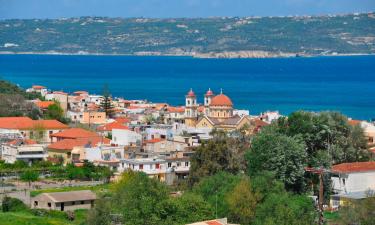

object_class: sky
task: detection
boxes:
[0,0,374,19]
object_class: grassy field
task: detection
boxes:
[30,183,110,197]
[0,209,87,225]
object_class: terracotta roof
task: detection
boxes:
[73,91,88,95]
[53,91,67,95]
[97,122,129,132]
[0,117,68,130]
[114,117,131,124]
[32,85,46,89]
[50,128,99,139]
[145,138,163,144]
[167,107,185,113]
[254,119,269,127]
[48,137,110,151]
[210,94,233,107]
[35,101,55,109]
[332,162,375,173]
[348,119,362,126]
[7,139,37,145]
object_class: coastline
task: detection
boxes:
[0,51,373,59]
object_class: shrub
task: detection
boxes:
[1,196,27,212]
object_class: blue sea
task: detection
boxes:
[0,54,374,120]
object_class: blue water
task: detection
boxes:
[0,54,374,120]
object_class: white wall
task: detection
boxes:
[112,129,142,146]
[332,171,375,194]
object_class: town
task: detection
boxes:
[0,82,374,225]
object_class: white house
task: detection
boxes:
[331,162,375,194]
[111,129,142,146]
[330,162,375,208]
[1,139,47,164]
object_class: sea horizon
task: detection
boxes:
[1,54,374,120]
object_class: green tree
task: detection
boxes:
[100,85,114,118]
[44,102,69,123]
[226,178,261,225]
[86,197,112,225]
[158,193,213,224]
[111,171,169,225]
[20,170,39,187]
[189,130,248,186]
[253,192,316,225]
[246,125,307,193]
[192,172,242,218]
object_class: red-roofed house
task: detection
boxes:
[50,128,100,142]
[331,162,375,194]
[97,121,129,136]
[187,218,235,225]
[331,161,375,209]
[48,136,110,164]
[26,85,48,96]
[0,117,69,143]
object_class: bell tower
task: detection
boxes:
[184,88,198,127]
[204,88,214,116]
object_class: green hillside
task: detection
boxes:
[0,13,374,56]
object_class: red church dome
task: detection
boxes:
[186,89,195,97]
[210,94,233,107]
[205,88,214,96]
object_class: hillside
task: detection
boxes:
[0,13,374,57]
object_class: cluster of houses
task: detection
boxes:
[1,86,273,185]
[1,85,374,211]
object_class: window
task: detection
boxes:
[185,162,189,167]
[177,162,181,167]
[72,201,75,205]
[168,162,172,168]
[81,201,84,204]
[34,201,38,206]
[48,202,51,207]
[139,164,143,170]
[156,163,160,169]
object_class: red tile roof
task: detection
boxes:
[32,85,46,89]
[35,101,55,109]
[48,137,110,151]
[145,138,163,144]
[0,117,68,130]
[167,107,185,113]
[332,162,375,173]
[50,128,99,139]
[7,139,37,145]
[114,117,131,124]
[206,221,224,225]
[348,119,361,126]
[97,122,129,132]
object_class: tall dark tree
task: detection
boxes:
[100,84,115,118]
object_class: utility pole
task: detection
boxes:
[305,167,330,225]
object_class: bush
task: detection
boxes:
[2,196,27,212]
[30,208,68,220]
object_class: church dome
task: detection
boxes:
[205,88,214,96]
[186,88,195,97]
[210,94,233,107]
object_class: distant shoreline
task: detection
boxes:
[0,51,374,59]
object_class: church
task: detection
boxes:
[184,88,254,131]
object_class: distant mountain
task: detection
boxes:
[0,13,374,58]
